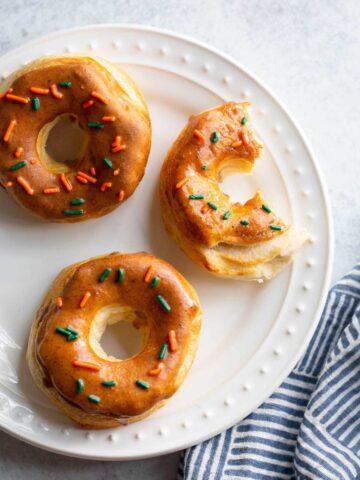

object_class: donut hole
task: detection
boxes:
[218,156,256,204]
[38,113,89,173]
[89,306,147,361]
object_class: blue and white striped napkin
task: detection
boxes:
[178,264,360,479]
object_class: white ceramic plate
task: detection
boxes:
[0,24,332,460]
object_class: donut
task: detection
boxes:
[27,252,201,428]
[0,56,151,222]
[160,102,309,281]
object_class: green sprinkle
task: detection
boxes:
[66,334,78,342]
[240,219,250,225]
[75,378,84,394]
[98,267,112,283]
[116,267,124,283]
[10,160,27,171]
[201,165,208,170]
[156,294,171,313]
[189,194,204,200]
[102,380,117,387]
[269,224,283,231]
[63,209,84,216]
[65,327,78,335]
[149,277,159,289]
[211,131,219,143]
[88,394,101,404]
[70,198,85,205]
[262,204,272,213]
[32,97,40,111]
[55,327,71,337]
[87,122,104,129]
[223,210,232,220]
[159,343,168,360]
[241,116,248,125]
[103,157,113,168]
[135,379,150,390]
[207,202,218,210]
[58,81,72,87]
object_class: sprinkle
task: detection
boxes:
[193,129,206,142]
[232,140,242,148]
[207,202,218,210]
[102,380,116,387]
[99,267,112,283]
[175,177,189,190]
[240,219,250,225]
[77,171,97,184]
[189,194,204,200]
[159,343,168,360]
[201,203,210,214]
[65,327,78,336]
[261,203,272,213]
[79,291,91,308]
[87,122,104,129]
[14,147,23,158]
[55,327,71,337]
[70,199,85,206]
[117,190,125,202]
[240,129,249,145]
[76,175,88,184]
[103,157,113,168]
[211,131,219,143]
[241,116,248,125]
[102,115,116,122]
[156,294,171,313]
[57,297,63,308]
[63,209,84,216]
[75,378,84,394]
[116,267,124,283]
[30,87,49,95]
[43,187,60,194]
[58,81,72,88]
[223,210,232,220]
[113,168,120,176]
[16,176,34,195]
[136,379,150,390]
[5,93,29,104]
[50,84,63,99]
[100,181,112,192]
[269,224,283,231]
[89,167,96,176]
[111,144,126,153]
[30,159,36,164]
[148,363,163,376]
[73,360,100,372]
[149,277,159,289]
[168,330,177,352]
[88,394,101,404]
[82,99,94,109]
[10,160,27,171]
[59,173,72,192]
[3,119,16,142]
[3,181,12,187]
[67,333,78,342]
[144,266,154,283]
[112,135,121,146]
[91,91,108,105]
[32,97,40,111]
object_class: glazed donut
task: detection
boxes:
[27,252,201,428]
[160,102,309,281]
[0,56,151,222]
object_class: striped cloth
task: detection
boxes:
[178,264,360,479]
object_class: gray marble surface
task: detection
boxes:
[0,1,359,478]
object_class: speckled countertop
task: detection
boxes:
[0,1,359,479]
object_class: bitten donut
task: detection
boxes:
[160,102,309,281]
[0,56,151,222]
[27,252,201,428]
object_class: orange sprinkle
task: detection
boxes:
[168,330,177,352]
[72,360,100,372]
[14,147,23,158]
[50,84,63,99]
[3,119,16,142]
[91,90,108,105]
[175,177,189,190]
[30,87,49,95]
[77,171,97,184]
[102,115,116,122]
[6,93,29,104]
[201,203,210,214]
[0,88,13,99]
[30,159,36,165]
[16,176,34,195]
[143,266,154,283]
[76,175,88,184]
[100,181,112,192]
[117,190,125,202]
[232,140,242,148]
[111,144,126,153]
[193,129,206,142]
[89,167,96,177]
[113,168,120,176]
[148,362,163,376]
[43,187,60,195]
[56,297,63,308]
[112,135,121,146]
[59,173,72,192]
[82,99,94,109]
[79,291,91,308]
[3,181,12,187]
[240,129,249,145]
